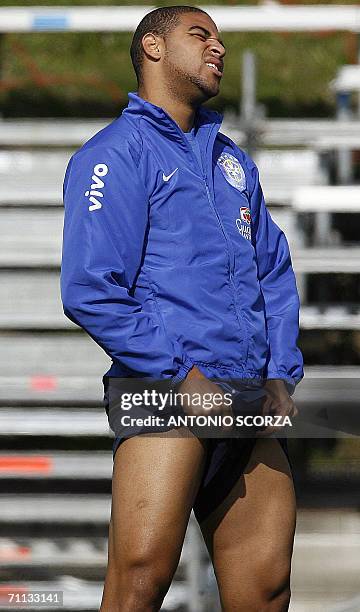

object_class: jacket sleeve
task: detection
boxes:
[249,161,304,394]
[60,143,193,384]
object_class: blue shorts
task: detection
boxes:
[103,376,291,524]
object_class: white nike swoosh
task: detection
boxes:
[162,168,178,182]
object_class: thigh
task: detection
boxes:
[199,438,296,609]
[109,429,208,575]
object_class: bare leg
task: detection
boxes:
[199,438,296,612]
[100,430,208,612]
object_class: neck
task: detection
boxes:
[137,84,197,132]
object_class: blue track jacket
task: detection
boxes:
[61,92,303,392]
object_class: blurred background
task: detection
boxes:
[0,1,359,611]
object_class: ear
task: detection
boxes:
[141,32,163,61]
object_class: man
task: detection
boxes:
[61,6,303,611]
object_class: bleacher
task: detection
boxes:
[253,149,328,205]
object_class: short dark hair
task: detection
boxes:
[130,5,207,84]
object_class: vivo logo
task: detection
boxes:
[85,163,109,211]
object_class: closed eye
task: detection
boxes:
[191,33,206,41]
[188,28,226,51]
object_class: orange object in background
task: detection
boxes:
[30,375,58,391]
[0,544,31,560]
[0,456,52,474]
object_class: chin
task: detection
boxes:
[187,73,220,102]
[193,82,219,102]
[201,83,220,100]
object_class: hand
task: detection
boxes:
[256,379,298,437]
[177,366,233,433]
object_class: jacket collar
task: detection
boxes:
[123,91,223,148]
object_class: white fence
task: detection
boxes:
[0,5,359,33]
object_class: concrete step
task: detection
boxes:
[0,208,63,267]
[0,150,71,205]
[2,271,360,330]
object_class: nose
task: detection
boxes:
[208,38,226,59]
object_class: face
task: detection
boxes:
[161,12,226,102]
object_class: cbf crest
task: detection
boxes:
[217,153,246,192]
[236,207,252,241]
